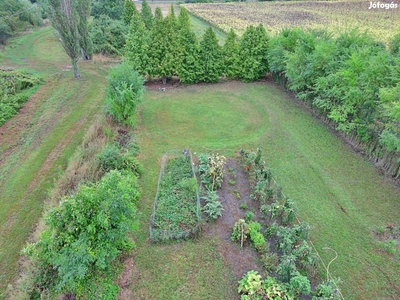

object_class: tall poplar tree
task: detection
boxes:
[199,27,223,83]
[76,0,93,60]
[48,0,81,78]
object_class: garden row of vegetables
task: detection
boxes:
[233,149,341,299]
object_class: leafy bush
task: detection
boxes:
[313,279,342,300]
[0,69,43,125]
[248,221,267,252]
[202,189,223,220]
[245,211,255,222]
[97,143,143,176]
[197,153,226,190]
[105,61,144,126]
[90,15,128,56]
[238,270,263,298]
[24,170,140,296]
[260,252,278,274]
[232,219,249,246]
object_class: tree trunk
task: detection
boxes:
[162,76,167,85]
[72,58,80,78]
[81,48,88,60]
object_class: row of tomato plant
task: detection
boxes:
[232,148,341,300]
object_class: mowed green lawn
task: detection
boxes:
[0,26,108,297]
[136,82,400,299]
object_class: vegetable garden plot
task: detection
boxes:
[150,150,201,242]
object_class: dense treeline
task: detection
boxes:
[125,6,268,84]
[0,0,43,44]
[123,4,400,179]
[268,28,400,178]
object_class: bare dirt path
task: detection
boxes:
[204,157,264,281]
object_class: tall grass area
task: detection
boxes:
[0,26,109,297]
[136,82,400,299]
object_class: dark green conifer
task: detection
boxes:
[199,27,223,83]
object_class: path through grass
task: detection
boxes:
[0,26,109,297]
[136,82,400,299]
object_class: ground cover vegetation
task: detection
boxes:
[0,0,43,45]
[182,2,400,42]
[150,151,200,242]
[0,69,43,125]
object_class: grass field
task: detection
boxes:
[0,26,109,297]
[135,82,400,299]
[183,1,400,42]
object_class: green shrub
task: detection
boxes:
[239,202,248,210]
[248,221,266,252]
[24,170,140,295]
[202,190,223,220]
[245,211,255,222]
[105,61,144,126]
[232,219,249,246]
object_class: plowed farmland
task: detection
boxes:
[183,1,400,41]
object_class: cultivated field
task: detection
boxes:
[183,1,400,42]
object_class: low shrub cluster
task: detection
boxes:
[150,151,201,242]
[234,149,341,300]
[0,69,43,125]
[24,170,141,298]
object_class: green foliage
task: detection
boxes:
[91,15,128,56]
[141,0,153,30]
[289,273,311,296]
[105,61,144,126]
[238,270,263,299]
[123,0,138,25]
[152,154,200,241]
[244,211,255,222]
[97,143,143,176]
[198,153,226,190]
[248,221,267,252]
[24,170,140,295]
[199,27,223,83]
[260,252,278,274]
[202,190,223,220]
[147,7,180,83]
[312,280,341,300]
[91,0,124,20]
[276,255,298,283]
[238,24,269,82]
[0,69,43,126]
[377,239,397,255]
[0,0,43,44]
[239,202,248,210]
[125,13,149,75]
[223,28,240,79]
[177,7,201,84]
[231,219,249,245]
[389,32,400,56]
[277,223,312,254]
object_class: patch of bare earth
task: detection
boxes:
[204,157,264,281]
[117,256,136,300]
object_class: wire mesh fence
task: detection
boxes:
[149,149,201,243]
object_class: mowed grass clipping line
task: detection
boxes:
[136,82,400,299]
[0,27,107,296]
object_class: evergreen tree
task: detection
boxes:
[123,0,138,26]
[238,24,269,82]
[48,0,81,78]
[125,13,149,76]
[199,27,223,83]
[223,28,240,80]
[91,0,124,20]
[148,7,179,84]
[177,7,201,84]
[141,0,153,30]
